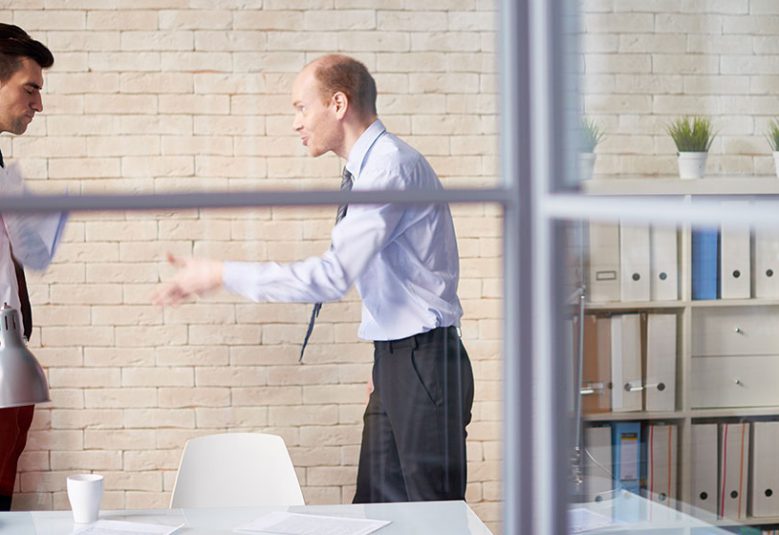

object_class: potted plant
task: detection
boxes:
[768,119,779,178]
[579,118,604,181]
[666,116,715,179]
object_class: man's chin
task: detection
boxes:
[10,122,29,135]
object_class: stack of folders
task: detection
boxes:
[578,313,676,414]
[583,422,678,519]
[588,222,678,303]
[691,222,779,300]
[691,421,779,522]
[589,221,779,302]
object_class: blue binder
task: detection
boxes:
[612,421,642,521]
[612,421,642,495]
[692,228,719,300]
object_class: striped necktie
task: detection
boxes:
[299,167,353,362]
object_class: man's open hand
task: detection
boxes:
[151,253,224,306]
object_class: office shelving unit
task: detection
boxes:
[580,176,779,530]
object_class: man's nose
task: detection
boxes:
[31,93,42,112]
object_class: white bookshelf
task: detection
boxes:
[580,176,779,530]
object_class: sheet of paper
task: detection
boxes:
[72,519,184,535]
[568,507,614,533]
[234,511,390,535]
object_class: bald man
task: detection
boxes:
[154,54,474,503]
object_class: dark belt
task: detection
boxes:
[374,325,458,352]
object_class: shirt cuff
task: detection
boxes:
[222,261,261,301]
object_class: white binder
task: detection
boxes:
[650,225,678,301]
[610,314,642,412]
[751,422,779,517]
[719,422,750,520]
[754,227,779,299]
[644,314,677,412]
[646,424,677,505]
[720,202,751,299]
[619,223,651,302]
[588,222,620,303]
[584,425,613,502]
[691,423,718,516]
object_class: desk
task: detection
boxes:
[0,500,493,534]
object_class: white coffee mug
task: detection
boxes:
[66,474,104,523]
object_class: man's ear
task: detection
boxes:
[332,91,348,119]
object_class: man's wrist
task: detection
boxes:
[213,261,224,288]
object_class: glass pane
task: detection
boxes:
[562,206,779,532]
[2,5,502,531]
[578,2,778,186]
[1,8,499,197]
[563,1,779,527]
[8,204,503,534]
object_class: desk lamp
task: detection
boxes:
[0,303,49,408]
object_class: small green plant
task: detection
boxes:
[767,119,779,152]
[580,118,604,152]
[667,116,715,153]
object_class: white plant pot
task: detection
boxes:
[774,152,779,178]
[579,152,596,181]
[677,152,708,180]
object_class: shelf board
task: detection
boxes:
[584,176,779,196]
[584,298,779,309]
[690,298,779,307]
[710,515,779,527]
[583,411,683,422]
[586,301,686,310]
[585,407,779,421]
[690,407,779,419]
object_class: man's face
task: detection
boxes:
[291,66,341,158]
[0,57,44,135]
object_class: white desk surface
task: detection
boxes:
[0,500,493,535]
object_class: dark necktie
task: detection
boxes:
[299,167,353,362]
[0,149,31,340]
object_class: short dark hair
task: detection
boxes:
[0,23,54,82]
[313,54,377,117]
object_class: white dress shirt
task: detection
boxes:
[223,119,463,341]
[0,164,22,313]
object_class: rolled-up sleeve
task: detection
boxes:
[222,192,405,304]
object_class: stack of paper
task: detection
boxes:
[234,512,391,535]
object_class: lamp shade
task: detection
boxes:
[0,303,49,408]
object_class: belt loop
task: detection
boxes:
[388,340,394,354]
[412,335,419,350]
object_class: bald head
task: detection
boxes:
[307,54,377,120]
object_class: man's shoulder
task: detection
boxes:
[369,131,431,172]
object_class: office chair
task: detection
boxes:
[170,432,305,508]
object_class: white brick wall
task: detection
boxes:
[583,0,779,178]
[0,2,501,531]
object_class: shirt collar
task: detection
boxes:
[345,119,386,181]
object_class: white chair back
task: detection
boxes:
[170,432,304,508]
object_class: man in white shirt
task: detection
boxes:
[0,23,53,511]
[153,54,474,503]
